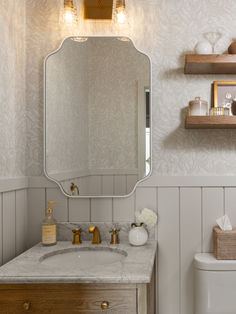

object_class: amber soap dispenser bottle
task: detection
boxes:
[42,201,57,246]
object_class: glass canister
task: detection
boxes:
[189,97,208,116]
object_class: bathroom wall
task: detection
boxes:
[25,0,236,177]
[0,179,28,266]
[27,176,236,314]
[24,1,236,314]
[0,0,28,266]
[0,0,27,177]
[1,1,236,314]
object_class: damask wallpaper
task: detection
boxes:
[8,0,236,177]
[0,0,26,177]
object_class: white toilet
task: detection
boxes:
[194,253,236,314]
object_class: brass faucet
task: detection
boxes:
[89,226,101,244]
[70,182,79,196]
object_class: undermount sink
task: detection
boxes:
[39,247,127,269]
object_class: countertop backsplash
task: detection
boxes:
[57,222,155,243]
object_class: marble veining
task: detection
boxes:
[0,240,157,284]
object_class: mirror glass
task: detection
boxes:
[45,37,151,197]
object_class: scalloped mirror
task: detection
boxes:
[44,36,151,197]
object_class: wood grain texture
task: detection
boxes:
[184,54,236,74]
[137,284,147,314]
[0,284,137,314]
[147,263,156,314]
[185,116,236,129]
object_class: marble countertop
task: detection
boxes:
[0,240,157,284]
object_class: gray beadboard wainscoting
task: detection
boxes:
[0,188,28,265]
[1,176,236,314]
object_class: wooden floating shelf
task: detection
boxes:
[184,54,236,74]
[185,115,236,129]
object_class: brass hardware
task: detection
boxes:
[110,228,120,244]
[72,228,82,244]
[89,226,101,244]
[84,0,113,20]
[70,182,79,196]
[101,300,109,310]
[116,0,125,9]
[63,0,79,24]
[23,302,31,311]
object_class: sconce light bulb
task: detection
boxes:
[116,7,126,24]
[61,0,78,25]
[64,10,73,23]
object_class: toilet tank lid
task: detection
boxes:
[194,253,236,271]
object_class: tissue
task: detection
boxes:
[216,215,232,231]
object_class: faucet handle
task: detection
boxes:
[109,228,120,234]
[72,228,82,233]
[72,228,82,244]
[110,228,120,245]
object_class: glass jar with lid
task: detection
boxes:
[188,97,208,116]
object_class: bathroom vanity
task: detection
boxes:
[0,240,157,314]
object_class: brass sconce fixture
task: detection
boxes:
[114,0,126,24]
[61,0,79,25]
[84,0,113,19]
[61,0,127,24]
[83,0,126,22]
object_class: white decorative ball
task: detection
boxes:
[195,41,212,54]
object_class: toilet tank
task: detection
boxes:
[194,253,236,314]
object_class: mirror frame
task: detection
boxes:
[43,36,152,198]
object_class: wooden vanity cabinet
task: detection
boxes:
[0,269,155,314]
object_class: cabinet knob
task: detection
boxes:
[101,300,109,309]
[23,301,31,311]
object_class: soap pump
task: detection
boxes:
[42,201,57,246]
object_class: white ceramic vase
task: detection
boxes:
[128,226,148,246]
[195,41,212,54]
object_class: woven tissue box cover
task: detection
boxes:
[213,226,236,260]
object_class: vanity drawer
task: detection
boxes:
[0,284,137,314]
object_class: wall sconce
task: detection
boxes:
[60,0,127,24]
[83,0,126,23]
[61,0,79,25]
[115,0,126,24]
